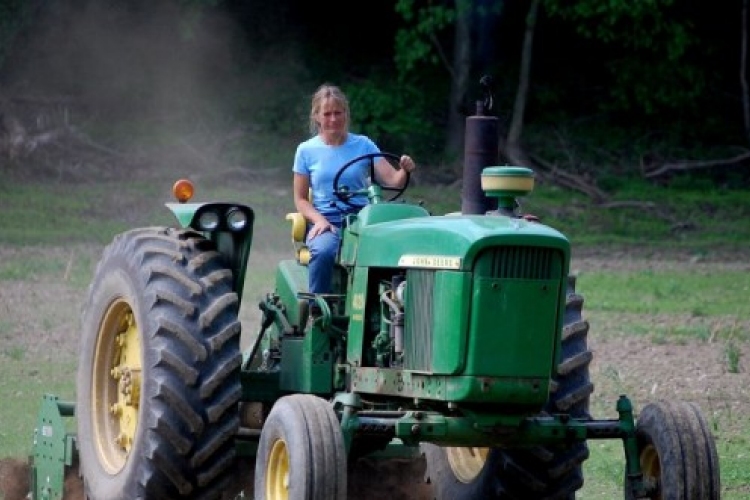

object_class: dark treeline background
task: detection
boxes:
[1,0,748,192]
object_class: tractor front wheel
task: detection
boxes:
[626,400,720,499]
[76,227,242,499]
[255,394,347,500]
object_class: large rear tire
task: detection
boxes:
[423,276,593,499]
[76,227,242,499]
[255,394,347,500]
[625,400,720,500]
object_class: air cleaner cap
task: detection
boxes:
[481,166,535,197]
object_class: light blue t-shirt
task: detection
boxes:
[293,133,380,225]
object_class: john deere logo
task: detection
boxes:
[398,254,461,269]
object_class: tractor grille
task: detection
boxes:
[402,246,562,372]
[481,246,559,280]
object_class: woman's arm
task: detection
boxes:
[374,155,415,188]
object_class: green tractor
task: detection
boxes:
[29,84,720,500]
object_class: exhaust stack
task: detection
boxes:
[461,76,499,215]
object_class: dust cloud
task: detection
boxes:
[4,1,244,120]
[0,1,312,178]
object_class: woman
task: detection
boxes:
[292,83,416,294]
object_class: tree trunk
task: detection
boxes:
[741,0,750,145]
[448,1,473,176]
[505,0,540,167]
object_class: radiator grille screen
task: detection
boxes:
[480,246,559,280]
[403,269,434,371]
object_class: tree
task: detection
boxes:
[742,0,750,144]
[395,0,506,175]
[542,0,705,116]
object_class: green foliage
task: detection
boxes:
[544,0,679,46]
[394,0,456,74]
[0,0,35,69]
[346,78,442,160]
[605,58,705,115]
[724,341,742,374]
[542,0,705,115]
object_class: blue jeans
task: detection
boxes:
[306,226,341,294]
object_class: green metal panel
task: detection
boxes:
[339,227,357,266]
[165,202,203,227]
[431,271,471,373]
[350,368,548,406]
[345,266,370,366]
[356,203,430,226]
[353,215,569,269]
[390,410,594,448]
[30,394,75,500]
[275,259,309,328]
[340,204,429,266]
[465,278,558,379]
[280,331,334,394]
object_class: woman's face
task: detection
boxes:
[317,98,347,139]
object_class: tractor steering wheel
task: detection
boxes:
[332,152,411,209]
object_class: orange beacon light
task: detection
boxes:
[172,179,195,203]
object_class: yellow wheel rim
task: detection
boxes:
[446,447,490,483]
[266,438,290,499]
[640,443,662,498]
[91,299,142,474]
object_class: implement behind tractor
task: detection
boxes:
[29,80,720,500]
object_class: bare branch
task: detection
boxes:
[742,0,750,143]
[67,127,125,156]
[429,32,456,82]
[529,151,610,202]
[643,149,750,178]
[507,0,540,145]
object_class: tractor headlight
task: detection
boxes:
[226,207,248,231]
[198,210,221,231]
[192,203,254,233]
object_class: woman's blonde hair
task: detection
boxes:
[309,83,350,135]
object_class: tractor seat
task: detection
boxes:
[285,212,310,265]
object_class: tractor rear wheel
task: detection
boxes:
[625,400,720,500]
[423,275,593,499]
[255,394,347,500]
[76,227,242,499]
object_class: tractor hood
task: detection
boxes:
[342,212,570,270]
